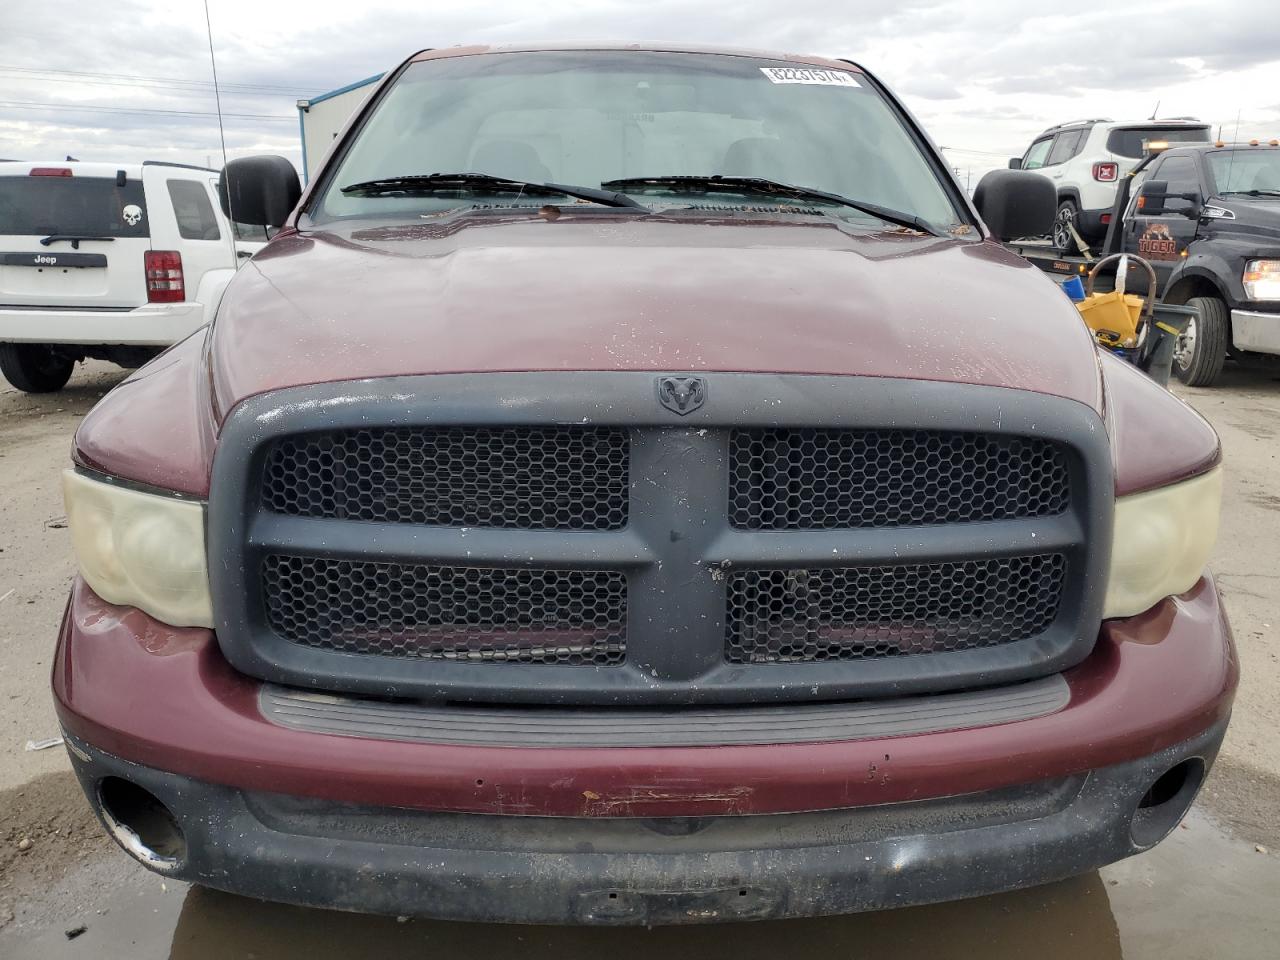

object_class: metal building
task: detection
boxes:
[296,75,383,182]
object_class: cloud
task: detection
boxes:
[3,0,1280,173]
[895,77,964,101]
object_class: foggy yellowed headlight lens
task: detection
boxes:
[63,470,213,628]
[1104,467,1221,619]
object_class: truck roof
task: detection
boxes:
[408,42,865,73]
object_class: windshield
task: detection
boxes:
[0,175,148,237]
[313,51,965,231]
[1207,150,1280,194]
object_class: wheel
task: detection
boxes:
[1173,297,1229,387]
[1051,199,1079,253]
[0,343,75,393]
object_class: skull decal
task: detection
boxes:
[122,204,143,227]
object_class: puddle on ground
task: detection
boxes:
[3,809,1277,959]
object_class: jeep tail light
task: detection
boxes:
[1101,214,1112,225]
[144,250,185,303]
[1093,162,1119,182]
[30,167,73,177]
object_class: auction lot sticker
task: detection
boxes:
[760,67,860,87]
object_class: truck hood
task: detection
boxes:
[1209,196,1280,243]
[208,215,1103,421]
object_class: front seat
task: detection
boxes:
[470,140,553,183]
[720,137,790,179]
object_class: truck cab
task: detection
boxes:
[1114,142,1280,384]
[0,160,265,392]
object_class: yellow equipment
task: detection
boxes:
[1075,254,1156,349]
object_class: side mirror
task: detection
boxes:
[1136,180,1169,214]
[1007,157,1023,170]
[973,170,1056,241]
[218,156,301,227]
[1136,180,1200,218]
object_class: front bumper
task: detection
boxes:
[53,574,1236,923]
[0,301,205,346]
[1231,308,1280,355]
[64,718,1226,924]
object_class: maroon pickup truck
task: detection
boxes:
[54,44,1233,925]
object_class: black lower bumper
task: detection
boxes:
[64,719,1225,925]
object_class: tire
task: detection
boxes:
[1051,199,1079,253]
[1173,297,1229,387]
[0,343,75,393]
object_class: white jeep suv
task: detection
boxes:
[1012,119,1211,252]
[0,160,268,392]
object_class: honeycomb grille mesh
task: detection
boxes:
[725,555,1066,664]
[262,426,629,530]
[730,429,1070,529]
[262,556,627,665]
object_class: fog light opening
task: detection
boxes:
[1130,758,1205,848]
[97,777,186,870]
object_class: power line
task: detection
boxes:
[0,70,307,98]
[0,63,313,95]
[939,146,1015,158]
[0,100,293,122]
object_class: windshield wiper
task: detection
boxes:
[1220,189,1280,198]
[340,172,647,210]
[600,175,943,236]
[39,234,115,248]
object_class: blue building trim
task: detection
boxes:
[304,74,384,108]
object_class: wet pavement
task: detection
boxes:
[3,808,1276,959]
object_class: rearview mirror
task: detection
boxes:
[218,156,301,227]
[1007,157,1023,170]
[973,170,1056,241]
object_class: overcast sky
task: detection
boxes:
[4,0,1280,185]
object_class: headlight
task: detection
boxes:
[1104,467,1221,619]
[1243,259,1280,300]
[63,470,213,627]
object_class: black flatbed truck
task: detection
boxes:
[1007,141,1280,385]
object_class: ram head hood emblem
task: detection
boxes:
[656,375,707,415]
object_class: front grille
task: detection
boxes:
[730,428,1070,529]
[724,555,1067,664]
[263,426,629,530]
[262,556,627,665]
[212,373,1110,705]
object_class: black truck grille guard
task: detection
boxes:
[208,373,1113,707]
